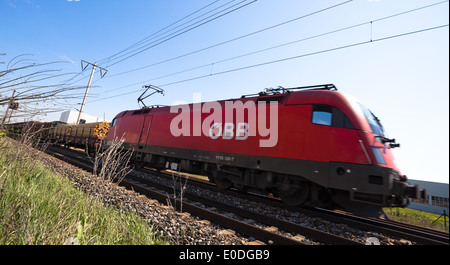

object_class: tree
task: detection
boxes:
[0,54,87,125]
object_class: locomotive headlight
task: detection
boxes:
[371,147,386,165]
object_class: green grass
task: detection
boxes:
[0,137,166,245]
[384,207,449,232]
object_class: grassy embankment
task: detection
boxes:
[0,136,165,245]
[384,207,449,232]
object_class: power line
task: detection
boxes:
[135,21,373,83]
[87,23,448,104]
[158,25,449,87]
[105,0,256,67]
[97,0,222,66]
[53,1,237,98]
[105,0,258,68]
[88,0,357,94]
[106,0,448,80]
[106,0,354,78]
[95,0,448,97]
[135,0,450,84]
[101,0,236,66]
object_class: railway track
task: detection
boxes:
[310,208,449,245]
[130,170,362,245]
[46,145,361,245]
[147,166,449,245]
[214,183,449,245]
[46,145,448,245]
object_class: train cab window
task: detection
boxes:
[312,106,332,126]
[312,105,354,129]
[111,118,117,127]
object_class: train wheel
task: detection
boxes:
[280,181,310,206]
[211,170,233,190]
[134,161,145,169]
[215,178,233,190]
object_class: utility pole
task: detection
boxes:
[1,89,16,127]
[76,60,108,125]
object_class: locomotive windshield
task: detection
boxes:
[359,103,385,137]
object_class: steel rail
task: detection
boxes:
[46,145,447,245]
[45,146,362,245]
[308,207,449,245]
[127,171,362,245]
[45,147,302,245]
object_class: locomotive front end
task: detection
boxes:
[355,101,427,207]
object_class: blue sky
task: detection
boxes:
[1,0,448,183]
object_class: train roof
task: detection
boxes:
[111,84,372,133]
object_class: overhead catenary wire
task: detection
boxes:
[131,0,450,84]
[106,0,354,79]
[106,0,448,80]
[88,0,356,93]
[125,21,375,84]
[51,0,248,94]
[87,0,449,102]
[160,24,449,86]
[97,0,223,67]
[100,0,238,67]
[68,0,354,94]
[87,23,449,104]
[104,0,258,68]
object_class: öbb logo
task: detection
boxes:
[209,122,249,140]
[169,93,279,148]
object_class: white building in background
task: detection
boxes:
[59,110,110,124]
[408,179,449,215]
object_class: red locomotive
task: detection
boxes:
[104,84,426,216]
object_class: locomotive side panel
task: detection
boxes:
[104,88,425,210]
[145,100,282,158]
[110,113,143,145]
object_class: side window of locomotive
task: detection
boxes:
[312,105,354,129]
[312,105,332,126]
[111,118,117,127]
[332,107,354,129]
